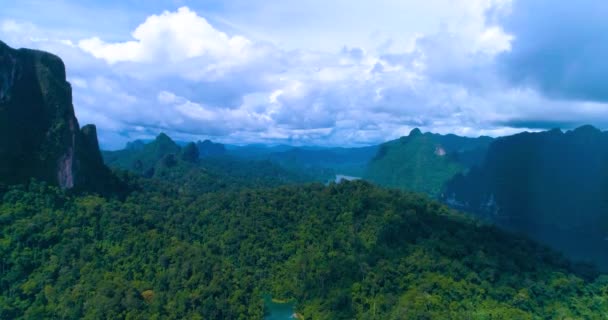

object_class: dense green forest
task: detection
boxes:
[2,179,608,319]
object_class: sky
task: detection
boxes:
[1,0,607,149]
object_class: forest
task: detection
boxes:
[2,174,608,319]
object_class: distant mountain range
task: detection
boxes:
[102,133,312,193]
[107,125,608,268]
[119,128,490,193]
[230,145,379,181]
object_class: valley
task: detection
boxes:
[1,27,608,319]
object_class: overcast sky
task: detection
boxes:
[1,0,607,149]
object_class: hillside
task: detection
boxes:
[1,180,607,319]
[444,126,608,269]
[365,128,492,195]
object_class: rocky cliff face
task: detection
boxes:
[0,40,111,190]
[443,126,608,269]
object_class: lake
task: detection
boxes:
[264,295,296,320]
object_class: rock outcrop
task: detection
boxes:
[0,40,113,190]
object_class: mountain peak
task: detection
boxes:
[409,128,423,137]
[156,132,173,141]
[572,124,601,135]
[196,139,226,157]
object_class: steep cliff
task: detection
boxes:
[0,40,113,190]
[444,126,608,269]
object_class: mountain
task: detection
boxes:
[264,146,379,180]
[103,134,312,192]
[365,128,493,195]
[103,133,181,177]
[125,140,146,151]
[0,41,115,191]
[444,126,608,269]
[196,139,226,157]
[226,144,378,181]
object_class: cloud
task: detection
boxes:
[3,2,608,149]
[78,7,253,65]
[499,0,608,102]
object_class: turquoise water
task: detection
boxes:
[264,296,295,320]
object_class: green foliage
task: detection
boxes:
[365,129,491,196]
[1,180,606,319]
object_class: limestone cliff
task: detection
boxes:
[0,40,112,190]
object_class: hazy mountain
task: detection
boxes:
[365,128,493,195]
[444,126,608,269]
[196,139,227,157]
[262,146,378,180]
[226,144,301,158]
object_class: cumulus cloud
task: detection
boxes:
[78,7,253,65]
